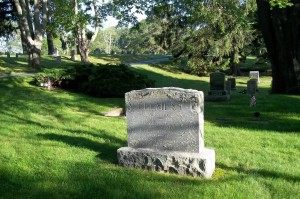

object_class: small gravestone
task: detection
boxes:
[70,50,76,61]
[247,79,258,95]
[53,48,59,57]
[117,87,215,178]
[228,77,237,90]
[6,52,10,58]
[225,80,231,95]
[249,71,259,83]
[94,48,101,55]
[16,53,19,58]
[56,56,61,63]
[206,72,230,101]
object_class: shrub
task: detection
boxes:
[36,63,155,98]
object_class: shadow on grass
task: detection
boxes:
[38,133,125,164]
[217,163,300,183]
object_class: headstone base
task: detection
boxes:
[117,147,215,178]
[206,90,230,101]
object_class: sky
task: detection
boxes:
[102,12,146,29]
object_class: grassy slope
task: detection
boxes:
[0,56,300,199]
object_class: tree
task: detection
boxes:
[13,0,48,68]
[256,0,300,94]
[143,0,256,76]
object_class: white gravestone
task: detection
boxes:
[249,71,260,83]
[117,87,215,178]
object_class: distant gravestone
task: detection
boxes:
[94,48,101,55]
[249,71,259,83]
[247,79,258,95]
[70,50,76,61]
[228,77,237,90]
[6,52,10,58]
[16,53,19,58]
[53,48,59,57]
[225,80,231,95]
[117,87,215,178]
[56,56,61,63]
[206,72,230,101]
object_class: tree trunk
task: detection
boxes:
[256,0,300,94]
[47,31,55,55]
[20,29,28,54]
[29,48,41,67]
[14,0,48,68]
[229,51,241,76]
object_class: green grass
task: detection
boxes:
[238,56,271,74]
[0,55,300,198]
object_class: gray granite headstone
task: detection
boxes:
[53,48,59,57]
[94,48,101,55]
[70,50,76,61]
[117,87,215,178]
[247,79,258,95]
[225,80,231,95]
[228,78,237,90]
[206,72,230,101]
[210,72,226,90]
[126,88,204,153]
[56,56,61,63]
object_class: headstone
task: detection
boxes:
[247,79,258,95]
[94,48,101,55]
[53,48,59,57]
[117,87,215,178]
[70,50,76,61]
[228,77,237,90]
[6,52,10,58]
[225,80,231,95]
[56,56,61,63]
[210,72,226,90]
[206,72,230,101]
[16,53,19,58]
[249,71,259,83]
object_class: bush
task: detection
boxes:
[36,63,155,97]
[35,68,73,87]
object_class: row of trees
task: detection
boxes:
[0,0,299,94]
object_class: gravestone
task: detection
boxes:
[117,87,215,178]
[53,48,59,57]
[247,79,258,95]
[70,50,76,61]
[94,48,101,55]
[6,52,10,58]
[225,80,231,95]
[206,72,230,101]
[249,71,259,83]
[56,56,61,63]
[16,53,19,58]
[228,77,237,90]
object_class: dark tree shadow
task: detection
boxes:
[217,163,300,183]
[38,133,126,164]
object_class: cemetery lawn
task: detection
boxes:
[0,56,300,198]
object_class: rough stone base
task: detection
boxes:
[117,147,215,178]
